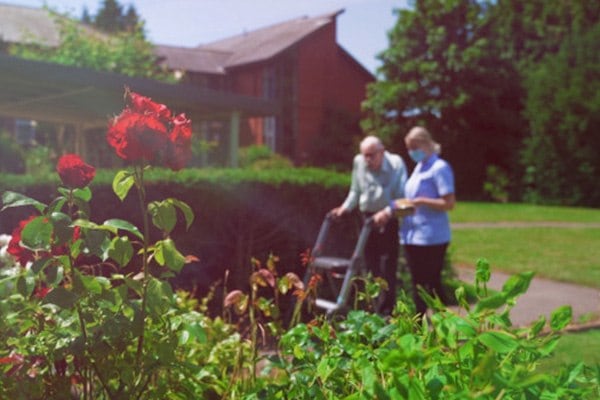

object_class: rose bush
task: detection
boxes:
[0,90,246,399]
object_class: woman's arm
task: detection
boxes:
[412,193,455,211]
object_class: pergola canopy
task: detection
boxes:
[0,53,278,129]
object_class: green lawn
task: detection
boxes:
[539,329,600,372]
[449,202,600,288]
[451,201,600,223]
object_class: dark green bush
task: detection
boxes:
[1,167,349,308]
[0,132,25,174]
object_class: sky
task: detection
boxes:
[3,0,408,74]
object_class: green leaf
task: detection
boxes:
[1,191,46,212]
[502,271,535,299]
[21,216,53,250]
[471,349,495,380]
[148,198,195,233]
[316,357,336,383]
[550,305,572,331]
[293,344,305,359]
[361,362,377,394]
[146,277,173,317]
[16,275,35,298]
[103,219,143,240]
[72,187,92,202]
[73,269,103,295]
[72,197,91,219]
[73,219,115,235]
[31,258,53,274]
[108,236,133,267]
[84,229,111,260]
[49,212,73,246]
[538,335,561,356]
[478,331,519,353]
[154,238,185,272]
[45,263,64,286]
[43,287,78,309]
[454,285,470,311]
[148,200,177,233]
[180,323,207,345]
[475,293,507,313]
[475,258,491,284]
[121,276,143,296]
[47,197,67,215]
[529,315,546,337]
[169,198,195,230]
[112,170,135,201]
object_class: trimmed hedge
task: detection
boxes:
[0,168,352,299]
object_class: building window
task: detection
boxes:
[262,66,278,152]
[15,119,37,145]
[264,117,276,151]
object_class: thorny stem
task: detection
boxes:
[249,284,258,383]
[67,188,94,400]
[134,165,151,373]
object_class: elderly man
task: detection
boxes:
[332,136,407,315]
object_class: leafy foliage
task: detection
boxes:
[238,145,293,170]
[252,260,598,399]
[0,133,25,174]
[9,11,171,81]
[521,23,600,206]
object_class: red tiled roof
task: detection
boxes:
[155,10,344,74]
[199,9,344,68]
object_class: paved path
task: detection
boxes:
[450,221,600,328]
[455,266,600,328]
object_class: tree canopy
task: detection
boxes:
[9,5,170,81]
[87,0,141,34]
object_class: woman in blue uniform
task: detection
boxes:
[400,126,455,316]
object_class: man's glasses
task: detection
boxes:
[362,150,381,159]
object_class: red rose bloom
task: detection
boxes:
[107,90,193,170]
[165,113,193,171]
[56,154,96,189]
[7,217,81,267]
[128,92,171,121]
[7,216,38,267]
[107,110,169,162]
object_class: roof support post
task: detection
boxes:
[74,124,87,161]
[199,120,208,167]
[229,111,240,168]
[56,124,65,154]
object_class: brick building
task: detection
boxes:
[155,9,374,165]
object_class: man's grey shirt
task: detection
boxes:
[342,151,407,213]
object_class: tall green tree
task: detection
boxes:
[362,0,525,198]
[93,0,140,33]
[489,0,600,206]
[521,23,600,206]
[122,5,141,32]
